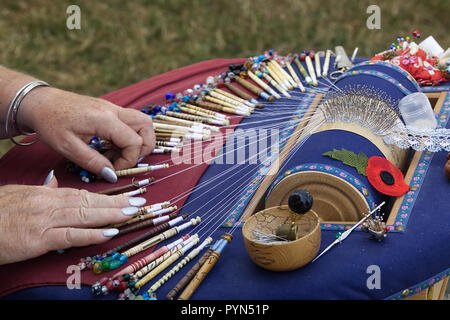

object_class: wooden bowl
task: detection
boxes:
[242,205,321,271]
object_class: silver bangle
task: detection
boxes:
[5,80,49,146]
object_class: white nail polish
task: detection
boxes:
[43,170,54,185]
[103,228,119,237]
[100,167,118,183]
[121,206,139,216]
[128,197,146,207]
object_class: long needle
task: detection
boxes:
[311,201,386,263]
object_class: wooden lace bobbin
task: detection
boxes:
[266,62,292,90]
[153,122,203,134]
[154,131,205,143]
[305,55,318,86]
[260,71,291,99]
[122,187,147,197]
[154,137,184,146]
[264,64,287,88]
[151,148,177,155]
[155,115,204,130]
[122,217,201,258]
[165,248,213,300]
[148,237,212,294]
[134,235,204,289]
[176,107,228,127]
[247,70,281,100]
[138,201,171,215]
[155,132,185,139]
[284,59,305,92]
[242,205,321,271]
[270,59,298,88]
[222,83,264,108]
[102,214,188,257]
[178,105,219,120]
[117,212,180,236]
[109,205,177,229]
[233,76,275,102]
[204,95,251,116]
[189,101,233,115]
[157,126,207,141]
[134,245,182,279]
[166,111,211,122]
[155,136,182,143]
[266,171,370,223]
[293,56,313,85]
[115,164,169,177]
[155,114,192,127]
[155,146,182,153]
[133,235,198,281]
[257,68,279,87]
[177,233,233,300]
[154,122,210,139]
[183,103,231,122]
[155,140,179,148]
[314,53,322,79]
[113,235,190,278]
[208,90,251,111]
[184,103,226,117]
[165,111,225,127]
[155,114,220,133]
[322,49,331,77]
[213,88,255,109]
[98,177,155,195]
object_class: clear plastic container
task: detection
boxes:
[398,92,437,129]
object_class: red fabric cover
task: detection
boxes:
[371,46,447,86]
[0,58,246,297]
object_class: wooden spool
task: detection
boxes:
[242,205,321,271]
[265,171,370,223]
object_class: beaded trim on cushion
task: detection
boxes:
[348,60,421,92]
[385,267,450,300]
[335,69,412,96]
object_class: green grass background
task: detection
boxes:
[1,0,449,157]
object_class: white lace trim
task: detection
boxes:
[384,123,450,152]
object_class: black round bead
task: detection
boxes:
[380,170,395,185]
[288,190,313,214]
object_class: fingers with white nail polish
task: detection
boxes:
[128,197,146,207]
[43,170,54,185]
[100,167,118,183]
[103,228,119,237]
[121,207,139,216]
[44,227,120,251]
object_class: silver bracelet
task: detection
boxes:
[4,80,49,146]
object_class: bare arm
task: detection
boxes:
[0,65,156,181]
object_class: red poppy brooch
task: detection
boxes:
[323,149,410,197]
[365,156,410,196]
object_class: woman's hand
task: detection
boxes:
[0,174,146,265]
[18,86,155,183]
